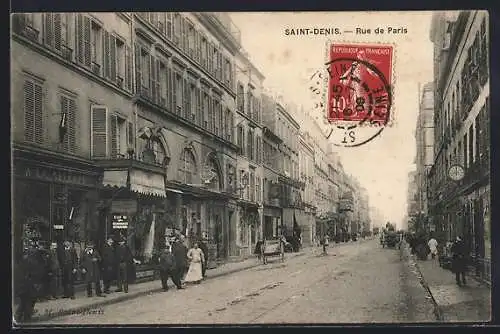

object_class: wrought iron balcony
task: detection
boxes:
[12,15,40,42]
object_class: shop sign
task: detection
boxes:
[21,166,96,186]
[112,214,129,230]
[136,270,155,279]
[53,225,64,230]
[111,200,137,213]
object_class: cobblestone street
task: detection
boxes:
[35,239,436,325]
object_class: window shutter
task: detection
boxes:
[134,44,142,91]
[83,16,91,67]
[76,14,84,64]
[208,43,213,74]
[166,13,172,40]
[103,31,110,78]
[196,87,202,126]
[44,13,54,47]
[166,65,172,112]
[125,46,132,91]
[218,53,223,81]
[149,54,156,100]
[54,14,62,51]
[91,105,108,158]
[156,59,162,105]
[23,80,35,143]
[181,18,188,51]
[110,35,117,81]
[183,78,189,119]
[127,121,134,147]
[247,91,252,116]
[194,30,200,62]
[110,114,118,157]
[68,97,77,153]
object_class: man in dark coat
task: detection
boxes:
[115,239,133,293]
[451,236,468,286]
[59,240,78,299]
[101,237,115,294]
[14,240,45,322]
[158,246,183,291]
[198,239,209,278]
[48,242,61,299]
[80,241,105,297]
[171,237,188,283]
[36,241,52,300]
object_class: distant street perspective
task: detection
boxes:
[11,10,490,326]
[36,239,439,324]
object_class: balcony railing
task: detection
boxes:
[207,13,242,46]
[12,15,40,42]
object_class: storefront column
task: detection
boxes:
[175,193,182,232]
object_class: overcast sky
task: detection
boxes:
[230,11,434,228]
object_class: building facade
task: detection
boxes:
[428,11,490,282]
[233,49,265,258]
[11,12,251,275]
[298,131,316,246]
[414,82,435,219]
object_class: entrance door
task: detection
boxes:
[264,216,273,239]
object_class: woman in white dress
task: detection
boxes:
[184,242,205,284]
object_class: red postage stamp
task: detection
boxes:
[326,44,393,125]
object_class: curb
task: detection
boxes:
[28,251,306,323]
[400,242,443,321]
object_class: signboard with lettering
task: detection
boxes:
[53,225,64,230]
[112,214,129,230]
[19,165,97,186]
[111,200,138,214]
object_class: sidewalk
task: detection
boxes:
[415,257,491,322]
[23,249,309,323]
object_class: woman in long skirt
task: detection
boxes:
[184,242,205,284]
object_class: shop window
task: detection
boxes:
[179,148,196,184]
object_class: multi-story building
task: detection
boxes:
[414,82,435,220]
[407,170,419,224]
[12,12,248,276]
[233,49,265,257]
[261,94,304,240]
[429,11,490,282]
[298,125,316,246]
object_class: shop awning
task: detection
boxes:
[102,169,166,197]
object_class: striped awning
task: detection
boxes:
[102,169,166,197]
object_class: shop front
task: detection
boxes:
[98,163,170,282]
[263,206,282,239]
[13,148,100,262]
[237,200,261,257]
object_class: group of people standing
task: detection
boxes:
[158,236,208,291]
[14,236,134,322]
[407,233,469,287]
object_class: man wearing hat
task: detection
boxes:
[115,238,133,293]
[60,240,78,299]
[80,241,105,297]
[101,237,115,294]
[172,236,188,283]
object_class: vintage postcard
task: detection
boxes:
[11,11,491,326]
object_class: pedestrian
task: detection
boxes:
[115,238,133,293]
[36,241,52,301]
[322,235,329,255]
[80,241,105,297]
[198,238,209,278]
[428,236,438,260]
[47,242,61,299]
[172,236,189,282]
[184,242,205,284]
[60,240,78,299]
[158,246,183,291]
[101,237,115,294]
[451,236,468,286]
[14,239,45,323]
[255,239,263,261]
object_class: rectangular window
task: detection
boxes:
[115,37,125,87]
[247,129,254,160]
[187,23,195,58]
[201,35,208,68]
[110,114,126,158]
[190,84,196,122]
[175,73,183,114]
[237,83,244,112]
[225,109,233,142]
[237,125,244,155]
[250,172,255,202]
[203,92,209,129]
[23,78,44,144]
[159,61,167,106]
[166,13,173,39]
[60,94,77,154]
[90,20,102,68]
[173,13,181,46]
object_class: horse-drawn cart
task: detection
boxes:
[260,237,285,264]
